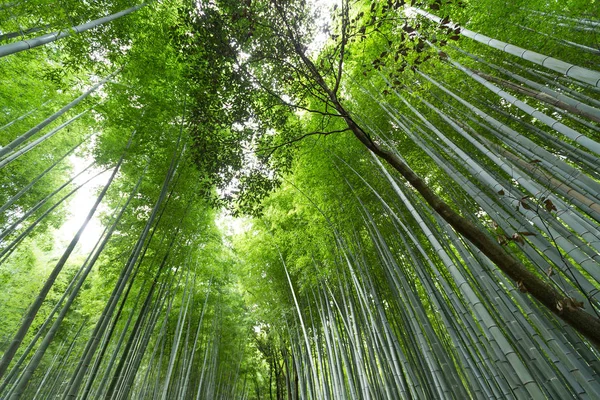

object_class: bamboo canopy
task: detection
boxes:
[0,0,599,398]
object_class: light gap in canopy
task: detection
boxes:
[54,153,111,255]
[215,210,251,247]
[308,0,338,54]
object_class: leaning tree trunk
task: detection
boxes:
[292,40,600,345]
[0,165,108,264]
[515,23,600,55]
[0,71,117,160]
[470,68,600,123]
[6,166,146,399]
[455,47,600,121]
[0,4,146,58]
[0,140,129,380]
[0,25,51,42]
[0,133,93,215]
[0,100,51,132]
[410,7,600,88]
[0,162,94,242]
[0,110,90,169]
[446,57,600,155]
[417,70,600,195]
[65,134,184,399]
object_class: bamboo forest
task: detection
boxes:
[2,0,600,398]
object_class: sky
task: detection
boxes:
[54,155,111,255]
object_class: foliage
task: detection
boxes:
[1,0,600,398]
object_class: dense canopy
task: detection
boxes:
[1,0,599,398]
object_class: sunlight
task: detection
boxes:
[216,210,251,238]
[308,0,338,53]
[54,155,111,255]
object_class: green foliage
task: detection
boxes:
[1,0,600,398]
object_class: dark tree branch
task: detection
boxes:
[260,128,350,159]
[243,65,341,117]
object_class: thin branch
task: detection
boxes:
[244,66,341,117]
[260,128,351,158]
[250,52,333,105]
[333,0,349,95]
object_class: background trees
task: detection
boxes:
[1,0,599,398]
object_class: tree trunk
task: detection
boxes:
[0,72,117,160]
[0,100,50,132]
[0,110,89,169]
[0,25,51,42]
[8,165,143,399]
[472,68,600,124]
[0,133,92,215]
[0,4,146,58]
[292,43,600,346]
[411,7,600,88]
[0,151,124,380]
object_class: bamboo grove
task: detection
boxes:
[0,0,599,398]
